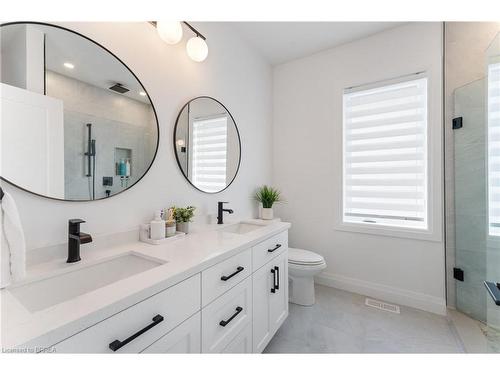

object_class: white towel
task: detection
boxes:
[1,190,26,288]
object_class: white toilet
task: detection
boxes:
[288,247,326,306]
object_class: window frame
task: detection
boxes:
[336,72,440,241]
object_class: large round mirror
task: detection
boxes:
[0,22,159,201]
[174,97,241,193]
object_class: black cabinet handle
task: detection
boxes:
[271,268,277,293]
[275,266,280,290]
[108,314,164,352]
[219,306,243,327]
[221,266,244,281]
[268,244,282,253]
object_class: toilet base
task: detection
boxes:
[289,275,316,306]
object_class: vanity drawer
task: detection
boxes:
[201,276,252,353]
[252,230,288,271]
[201,248,251,306]
[53,274,201,353]
[141,312,201,353]
[221,322,252,353]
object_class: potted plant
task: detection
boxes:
[172,206,196,234]
[254,185,283,220]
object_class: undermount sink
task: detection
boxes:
[221,222,265,235]
[9,253,164,313]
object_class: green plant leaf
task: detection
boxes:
[170,206,196,223]
[253,185,284,208]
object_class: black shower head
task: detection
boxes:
[109,83,129,94]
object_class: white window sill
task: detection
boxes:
[334,221,442,242]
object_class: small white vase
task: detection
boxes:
[261,208,274,220]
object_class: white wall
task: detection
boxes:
[272,23,446,314]
[0,24,45,94]
[2,22,273,250]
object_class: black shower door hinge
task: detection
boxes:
[453,267,464,282]
[452,117,463,130]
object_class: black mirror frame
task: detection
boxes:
[0,21,160,202]
[173,96,242,194]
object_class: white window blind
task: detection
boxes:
[191,116,228,193]
[488,62,500,236]
[342,75,428,229]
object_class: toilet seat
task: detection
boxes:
[288,247,325,266]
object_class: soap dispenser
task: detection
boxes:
[150,210,165,240]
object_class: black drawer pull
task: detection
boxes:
[221,266,244,281]
[219,306,243,327]
[268,244,282,253]
[275,266,280,290]
[271,268,277,293]
[108,314,164,352]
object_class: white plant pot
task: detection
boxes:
[261,208,274,220]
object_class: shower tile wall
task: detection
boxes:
[46,71,156,200]
[63,111,155,199]
[454,78,487,322]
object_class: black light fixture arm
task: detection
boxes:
[149,21,206,41]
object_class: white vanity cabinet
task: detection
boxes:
[252,247,289,353]
[28,229,289,354]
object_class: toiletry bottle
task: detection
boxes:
[118,158,125,176]
[125,159,131,177]
[150,210,166,240]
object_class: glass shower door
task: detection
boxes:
[454,31,500,351]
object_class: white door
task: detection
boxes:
[0,82,64,197]
[269,252,289,330]
[141,313,201,353]
[252,251,289,353]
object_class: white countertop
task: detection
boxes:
[0,220,290,349]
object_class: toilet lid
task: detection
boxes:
[288,247,325,265]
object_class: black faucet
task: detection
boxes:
[68,219,92,263]
[217,202,234,224]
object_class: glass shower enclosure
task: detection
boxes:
[453,31,500,350]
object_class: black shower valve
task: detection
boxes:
[103,176,113,186]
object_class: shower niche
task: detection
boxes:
[115,147,132,189]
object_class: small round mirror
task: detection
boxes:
[174,97,241,193]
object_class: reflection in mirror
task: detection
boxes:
[0,22,158,201]
[174,97,241,193]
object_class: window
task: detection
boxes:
[342,75,428,230]
[488,62,500,236]
[191,116,228,193]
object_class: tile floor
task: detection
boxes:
[264,285,466,353]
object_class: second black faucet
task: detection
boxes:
[217,202,234,224]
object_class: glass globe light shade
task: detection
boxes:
[186,36,208,62]
[156,21,183,44]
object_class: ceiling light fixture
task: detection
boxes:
[150,21,208,63]
[156,21,183,44]
[63,62,74,69]
[186,36,208,62]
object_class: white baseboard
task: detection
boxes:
[315,272,447,316]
